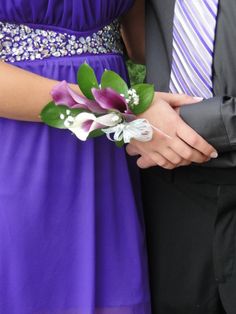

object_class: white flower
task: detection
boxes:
[126,88,140,108]
[64,112,122,141]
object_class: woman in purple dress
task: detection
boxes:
[0,0,150,313]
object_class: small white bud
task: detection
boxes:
[67,116,75,122]
[111,115,120,122]
[64,120,71,128]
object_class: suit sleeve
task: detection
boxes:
[180,96,236,152]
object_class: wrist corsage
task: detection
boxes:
[40,63,155,146]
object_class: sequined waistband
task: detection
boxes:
[0,20,123,63]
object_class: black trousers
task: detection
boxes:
[141,166,236,314]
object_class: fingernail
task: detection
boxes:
[193,97,204,101]
[210,152,218,159]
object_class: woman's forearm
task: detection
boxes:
[0,61,80,122]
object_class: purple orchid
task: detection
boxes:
[51,81,135,119]
[41,64,156,146]
[91,87,127,112]
[91,87,136,122]
[51,81,106,113]
[52,82,137,140]
[91,87,135,119]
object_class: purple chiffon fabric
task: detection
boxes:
[0,1,151,313]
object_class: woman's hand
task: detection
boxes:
[156,91,203,109]
[156,92,203,115]
[126,92,218,169]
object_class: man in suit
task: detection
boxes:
[126,1,236,313]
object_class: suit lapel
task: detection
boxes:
[146,0,176,90]
[153,0,175,66]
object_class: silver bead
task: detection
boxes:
[77,48,83,54]
[52,51,61,57]
[0,20,123,63]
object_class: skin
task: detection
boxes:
[0,4,145,123]
[0,3,143,122]
[0,61,81,121]
[0,3,217,167]
[126,92,217,169]
[121,0,218,169]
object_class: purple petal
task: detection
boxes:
[66,87,103,112]
[92,88,127,112]
[90,122,104,131]
[67,87,90,106]
[83,101,107,114]
[81,121,103,133]
[52,81,106,113]
[81,120,94,132]
[51,81,78,107]
[124,108,133,115]
[122,113,136,122]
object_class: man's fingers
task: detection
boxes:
[176,121,218,158]
[156,92,203,108]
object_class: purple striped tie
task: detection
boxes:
[169,0,219,98]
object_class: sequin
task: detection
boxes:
[0,20,123,63]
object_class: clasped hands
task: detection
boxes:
[126,92,218,169]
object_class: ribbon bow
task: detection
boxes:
[102,119,153,143]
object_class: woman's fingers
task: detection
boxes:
[126,143,140,156]
[137,155,156,169]
[167,137,210,163]
[137,153,176,169]
[152,149,183,167]
[176,121,218,159]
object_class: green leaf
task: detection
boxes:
[126,60,146,85]
[130,84,155,115]
[77,63,99,100]
[101,70,129,97]
[115,139,125,148]
[88,129,104,139]
[40,102,86,129]
[40,102,67,129]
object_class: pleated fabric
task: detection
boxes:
[0,1,150,313]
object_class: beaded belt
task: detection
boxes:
[0,20,123,63]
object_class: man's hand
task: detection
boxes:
[126,93,218,169]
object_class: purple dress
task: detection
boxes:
[0,1,150,313]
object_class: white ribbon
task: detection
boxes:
[102,119,154,143]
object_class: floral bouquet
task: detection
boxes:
[40,63,155,146]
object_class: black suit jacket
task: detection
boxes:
[146,0,236,167]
